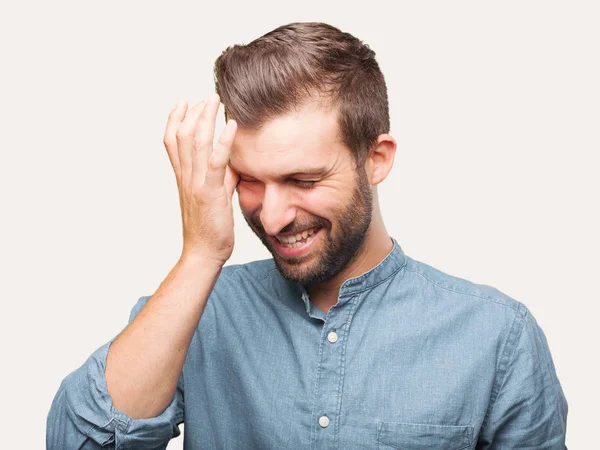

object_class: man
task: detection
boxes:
[47,22,568,449]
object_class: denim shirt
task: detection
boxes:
[47,238,568,449]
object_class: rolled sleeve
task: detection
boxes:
[47,296,185,449]
[479,306,568,449]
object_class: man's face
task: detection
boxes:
[229,100,373,285]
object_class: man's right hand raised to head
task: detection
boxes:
[105,93,237,420]
[164,93,239,266]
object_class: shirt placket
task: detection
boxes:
[308,292,356,450]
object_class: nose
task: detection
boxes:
[259,184,297,236]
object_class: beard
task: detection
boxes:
[243,167,373,286]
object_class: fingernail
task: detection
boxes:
[175,99,186,109]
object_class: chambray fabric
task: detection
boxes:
[47,238,568,449]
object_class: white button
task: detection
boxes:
[327,331,338,343]
[318,415,330,428]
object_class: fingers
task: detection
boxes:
[192,93,221,183]
[176,100,207,184]
[204,119,237,191]
[163,100,188,177]
[164,94,234,198]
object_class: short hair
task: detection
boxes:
[213,22,390,164]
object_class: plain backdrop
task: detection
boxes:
[1,1,598,448]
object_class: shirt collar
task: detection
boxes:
[337,236,406,297]
[289,237,406,314]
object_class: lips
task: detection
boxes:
[270,227,323,258]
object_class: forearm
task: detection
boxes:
[105,255,221,419]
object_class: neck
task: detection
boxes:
[306,214,392,313]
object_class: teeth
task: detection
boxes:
[277,227,317,245]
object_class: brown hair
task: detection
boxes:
[213,22,389,164]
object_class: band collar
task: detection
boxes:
[292,237,407,314]
[336,237,406,297]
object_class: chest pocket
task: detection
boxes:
[377,421,473,450]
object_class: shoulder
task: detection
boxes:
[402,254,528,317]
[129,258,279,321]
[400,254,542,376]
[212,258,294,302]
[218,258,277,281]
[213,258,280,294]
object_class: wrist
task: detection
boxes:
[178,252,225,273]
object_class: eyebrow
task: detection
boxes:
[284,166,331,178]
[231,165,332,179]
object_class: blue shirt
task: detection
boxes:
[47,238,568,449]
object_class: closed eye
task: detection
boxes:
[238,178,317,188]
[293,180,317,188]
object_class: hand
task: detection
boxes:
[163,93,239,266]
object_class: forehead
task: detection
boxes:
[229,100,350,177]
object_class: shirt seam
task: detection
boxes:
[261,267,280,281]
[403,266,520,312]
[84,417,117,447]
[479,306,528,431]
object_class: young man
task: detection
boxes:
[47,22,568,449]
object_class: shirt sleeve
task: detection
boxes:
[46,296,185,450]
[477,306,568,449]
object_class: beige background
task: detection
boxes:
[1,1,598,448]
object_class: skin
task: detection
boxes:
[106,94,239,419]
[229,98,397,312]
[105,93,396,419]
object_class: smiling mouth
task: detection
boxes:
[274,227,320,247]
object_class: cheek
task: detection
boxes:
[294,188,340,220]
[237,184,344,222]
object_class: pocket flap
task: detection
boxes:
[377,421,473,450]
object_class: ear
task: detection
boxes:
[364,134,396,185]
